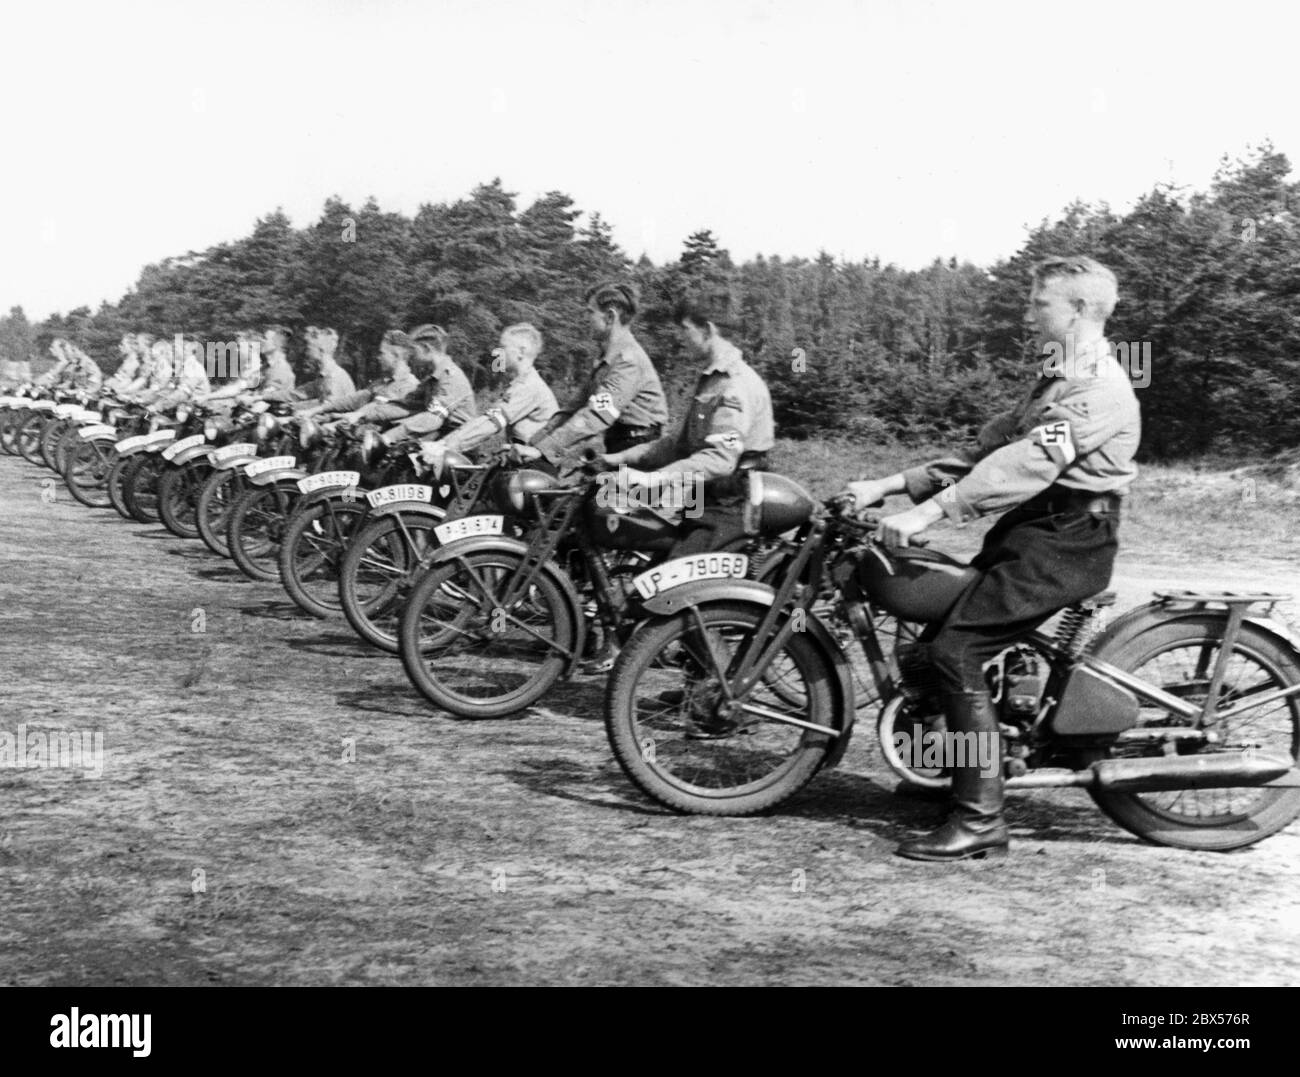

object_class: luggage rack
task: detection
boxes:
[1154,590,1291,614]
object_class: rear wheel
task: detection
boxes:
[399,547,575,717]
[604,600,839,815]
[278,497,370,618]
[64,439,118,509]
[338,511,445,652]
[228,482,299,582]
[1089,616,1300,850]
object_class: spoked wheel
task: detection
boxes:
[227,482,299,582]
[338,511,445,652]
[106,454,134,518]
[55,424,85,477]
[0,409,21,454]
[122,452,165,523]
[16,412,47,464]
[604,599,839,815]
[398,548,576,718]
[278,497,371,618]
[1090,616,1300,850]
[157,461,210,538]
[39,417,70,470]
[196,469,240,556]
[64,439,118,509]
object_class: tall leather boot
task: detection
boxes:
[896,689,1009,862]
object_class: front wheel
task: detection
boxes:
[604,600,839,815]
[398,548,575,718]
[196,469,239,556]
[64,439,118,509]
[1089,616,1300,850]
[123,453,165,523]
[227,482,299,582]
[157,461,211,538]
[338,511,445,652]
[278,497,370,618]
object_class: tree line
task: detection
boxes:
[3,143,1296,459]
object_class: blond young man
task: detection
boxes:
[845,256,1141,863]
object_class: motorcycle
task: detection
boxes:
[395,465,811,719]
[602,497,1300,850]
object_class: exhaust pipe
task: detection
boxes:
[1005,753,1297,792]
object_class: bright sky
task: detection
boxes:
[2,0,1296,319]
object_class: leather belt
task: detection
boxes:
[738,451,769,469]
[1024,485,1122,515]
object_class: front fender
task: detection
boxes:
[170,445,213,467]
[428,535,587,676]
[368,500,448,520]
[641,581,856,769]
[247,468,309,487]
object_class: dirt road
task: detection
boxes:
[1,455,1298,986]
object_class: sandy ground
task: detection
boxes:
[1,453,1298,986]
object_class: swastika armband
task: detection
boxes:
[705,431,743,452]
[588,391,620,422]
[486,407,507,431]
[426,399,449,417]
[1031,420,1076,467]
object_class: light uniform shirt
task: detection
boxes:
[388,355,477,438]
[531,332,668,464]
[258,354,299,402]
[43,354,103,392]
[143,353,174,392]
[902,339,1141,523]
[441,367,558,453]
[295,363,357,407]
[328,366,422,422]
[105,355,141,391]
[620,339,774,482]
[172,353,212,397]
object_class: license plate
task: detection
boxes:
[211,442,257,464]
[633,553,749,600]
[147,430,177,448]
[53,403,80,418]
[433,514,503,543]
[73,408,101,423]
[297,470,361,495]
[162,433,206,460]
[366,484,433,508]
[244,455,297,478]
[116,434,151,452]
[28,401,55,411]
[77,424,117,440]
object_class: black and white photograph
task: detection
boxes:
[1,0,1297,1010]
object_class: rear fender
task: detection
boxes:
[643,581,855,768]
[1091,601,1300,658]
[428,535,586,675]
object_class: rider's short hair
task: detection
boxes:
[1033,256,1119,322]
[585,281,638,324]
[501,323,543,359]
[408,324,449,352]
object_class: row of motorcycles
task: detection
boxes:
[3,381,1299,852]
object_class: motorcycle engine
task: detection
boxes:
[989,645,1046,726]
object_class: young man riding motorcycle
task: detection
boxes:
[515,281,667,471]
[844,255,1141,863]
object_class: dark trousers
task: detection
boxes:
[669,456,768,558]
[928,494,1120,693]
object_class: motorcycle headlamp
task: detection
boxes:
[175,404,192,423]
[299,417,323,450]
[255,413,279,442]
